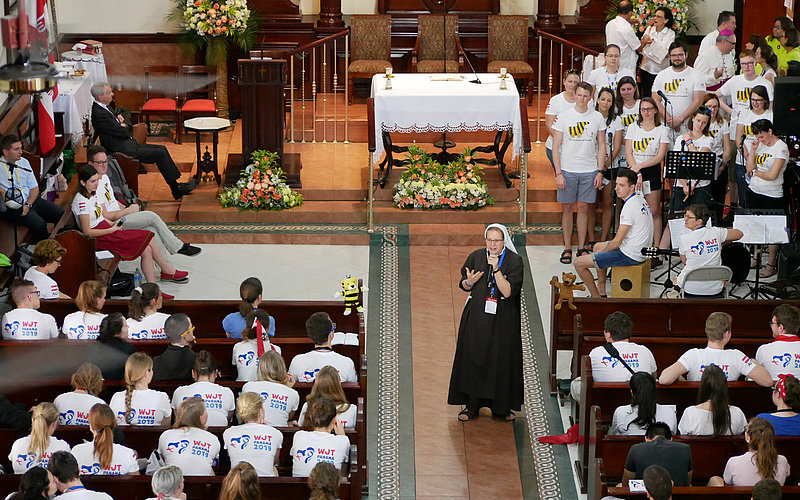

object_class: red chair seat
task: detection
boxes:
[181,99,216,113]
[141,98,177,111]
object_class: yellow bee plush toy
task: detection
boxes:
[335,276,367,316]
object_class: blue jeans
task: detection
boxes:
[593,248,642,269]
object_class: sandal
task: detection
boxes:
[576,248,589,258]
[458,409,477,422]
[586,241,596,252]
[760,263,777,279]
[559,248,573,264]
[492,412,516,422]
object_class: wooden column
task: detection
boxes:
[535,0,562,30]
[318,0,344,28]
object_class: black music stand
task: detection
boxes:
[654,150,717,292]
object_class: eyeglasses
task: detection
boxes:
[751,97,765,103]
[486,238,504,243]
[329,322,337,333]
[770,320,779,326]
[181,326,195,338]
[640,107,656,113]
[90,159,108,165]
[28,290,40,297]
[54,258,62,264]
[683,214,697,219]
[741,61,756,67]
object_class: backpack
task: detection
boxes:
[106,156,137,207]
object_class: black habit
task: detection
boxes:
[447,248,524,414]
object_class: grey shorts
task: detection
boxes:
[557,170,599,204]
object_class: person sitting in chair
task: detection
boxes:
[90,83,196,200]
[676,203,743,298]
[574,168,654,297]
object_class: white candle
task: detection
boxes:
[500,67,507,76]
[386,67,392,76]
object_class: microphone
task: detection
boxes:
[603,342,636,375]
[657,90,670,102]
[680,139,686,151]
[463,48,482,84]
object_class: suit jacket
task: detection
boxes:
[91,101,138,157]
[152,344,196,381]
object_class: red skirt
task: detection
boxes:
[95,220,154,261]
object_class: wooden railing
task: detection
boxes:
[534,30,601,143]
[285,29,350,144]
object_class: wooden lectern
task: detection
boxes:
[235,59,301,187]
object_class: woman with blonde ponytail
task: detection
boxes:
[8,403,69,473]
[298,365,356,429]
[219,461,261,500]
[222,392,283,476]
[241,350,299,426]
[53,362,105,426]
[109,353,171,426]
[71,403,139,475]
[710,417,790,486]
[126,283,170,340]
[222,277,275,339]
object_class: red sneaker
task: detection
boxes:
[161,292,174,300]
[160,270,189,283]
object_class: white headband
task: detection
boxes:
[484,223,517,254]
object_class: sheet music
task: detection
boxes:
[733,215,789,244]
[668,217,714,249]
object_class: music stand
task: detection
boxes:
[731,210,790,299]
[654,150,717,289]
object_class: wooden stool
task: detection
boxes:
[611,261,651,298]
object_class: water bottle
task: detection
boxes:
[133,268,143,288]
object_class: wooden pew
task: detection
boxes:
[587,406,800,500]
[575,355,774,492]
[547,282,800,394]
[599,470,800,499]
[37,300,364,344]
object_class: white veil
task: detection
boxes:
[484,223,517,254]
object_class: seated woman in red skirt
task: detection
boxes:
[71,164,188,290]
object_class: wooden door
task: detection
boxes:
[738,0,786,46]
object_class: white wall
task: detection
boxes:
[691,0,733,35]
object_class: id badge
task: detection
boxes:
[484,297,498,314]
[642,180,651,195]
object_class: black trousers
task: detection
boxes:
[132,143,181,186]
[1,196,64,242]
[639,70,657,101]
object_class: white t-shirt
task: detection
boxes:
[288,350,357,383]
[158,427,221,476]
[290,430,350,477]
[612,102,640,168]
[171,381,235,427]
[672,134,715,188]
[749,139,789,198]
[23,267,60,299]
[240,381,300,427]
[55,490,112,499]
[610,404,677,435]
[71,192,105,230]
[717,75,773,135]
[708,119,729,157]
[589,341,657,381]
[231,339,281,382]
[587,66,635,98]
[96,174,122,212]
[54,392,106,426]
[652,66,707,123]
[297,402,357,429]
[1,308,59,340]
[678,404,747,435]
[735,108,773,164]
[223,422,283,477]
[62,311,106,340]
[553,107,606,173]
[109,388,172,426]
[756,336,800,380]
[676,347,758,381]
[71,441,139,475]
[8,435,70,473]
[126,312,170,340]
[606,16,641,71]
[618,193,654,262]
[677,225,730,292]
[677,226,730,295]
[545,92,578,149]
[625,122,670,169]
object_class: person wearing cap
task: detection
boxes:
[448,224,524,422]
[694,29,737,90]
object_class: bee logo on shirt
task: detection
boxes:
[166,440,190,454]
[743,124,754,137]
[622,114,638,127]
[237,352,255,366]
[756,153,772,166]
[708,128,719,138]
[93,202,102,219]
[632,138,653,153]
[663,79,685,93]
[230,435,250,449]
[773,353,792,368]
[80,463,102,474]
[104,186,113,202]
[736,88,753,103]
[568,121,589,138]
[296,447,316,463]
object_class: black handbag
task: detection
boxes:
[104,268,135,298]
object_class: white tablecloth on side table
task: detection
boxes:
[370,73,522,162]
[53,74,94,145]
[60,51,108,84]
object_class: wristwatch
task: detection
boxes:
[24,202,31,208]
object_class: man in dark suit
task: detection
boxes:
[90,82,196,200]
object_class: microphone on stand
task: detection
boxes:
[680,139,686,151]
[657,90,670,103]
[463,49,482,84]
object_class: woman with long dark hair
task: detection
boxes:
[126,283,169,339]
[758,374,800,435]
[6,466,57,500]
[710,417,790,486]
[678,364,747,436]
[222,277,276,339]
[610,372,676,435]
[87,312,136,380]
[589,86,618,246]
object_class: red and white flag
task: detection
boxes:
[26,0,57,154]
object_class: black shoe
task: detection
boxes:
[171,179,198,200]
[177,243,201,256]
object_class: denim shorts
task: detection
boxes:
[593,248,642,269]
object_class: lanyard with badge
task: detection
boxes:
[1,160,21,185]
[484,248,506,315]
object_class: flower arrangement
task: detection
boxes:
[182,0,250,37]
[607,0,697,37]
[392,146,494,210]
[219,150,304,210]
